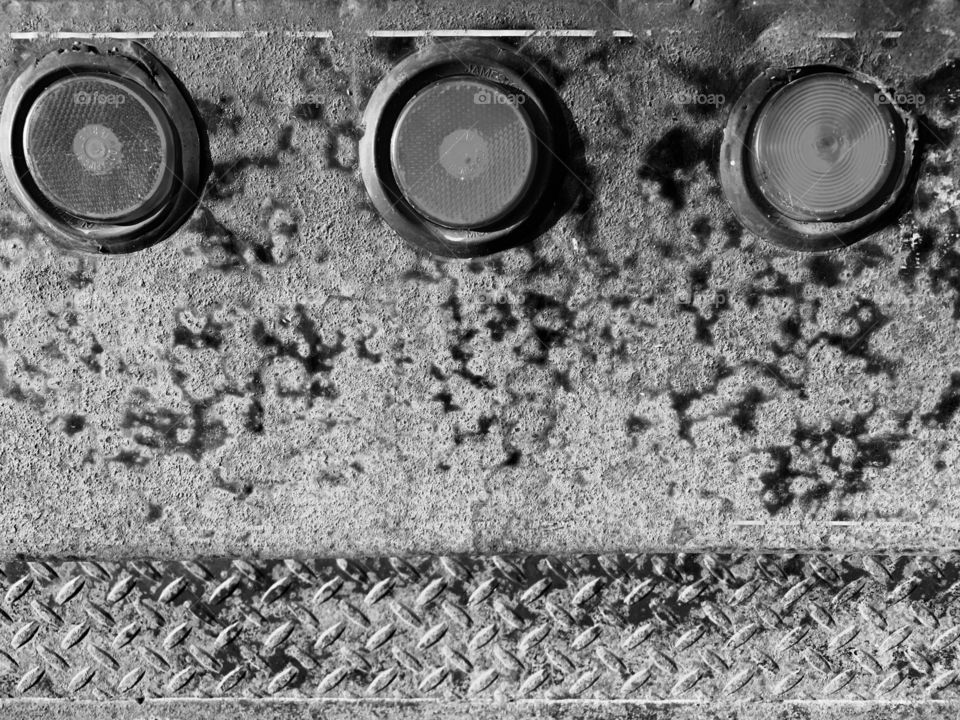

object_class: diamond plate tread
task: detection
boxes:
[1,553,960,701]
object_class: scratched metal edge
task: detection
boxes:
[1,553,960,703]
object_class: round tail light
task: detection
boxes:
[360,40,576,258]
[390,77,537,229]
[719,65,918,252]
[1,42,209,254]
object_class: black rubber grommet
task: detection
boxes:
[719,64,919,252]
[359,39,575,259]
[0,41,210,254]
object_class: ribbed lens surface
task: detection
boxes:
[23,75,170,221]
[750,73,896,221]
[390,78,536,228]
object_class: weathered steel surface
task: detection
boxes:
[0,0,957,561]
[0,553,959,701]
[1,4,960,719]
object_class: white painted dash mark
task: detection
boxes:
[9,30,333,40]
[367,29,598,38]
[816,31,856,39]
[285,31,335,38]
[816,30,904,40]
[11,31,157,39]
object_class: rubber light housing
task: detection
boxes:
[360,39,576,258]
[719,65,918,252]
[0,41,209,253]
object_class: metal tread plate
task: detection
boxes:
[0,552,959,702]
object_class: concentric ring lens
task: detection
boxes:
[389,77,537,229]
[749,73,898,222]
[719,64,918,252]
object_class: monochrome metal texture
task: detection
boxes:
[1,1,959,719]
[1,552,960,701]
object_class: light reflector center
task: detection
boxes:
[438,128,491,180]
[72,124,123,175]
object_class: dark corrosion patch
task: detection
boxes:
[1,553,960,700]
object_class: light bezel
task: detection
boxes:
[0,41,209,254]
[359,39,575,259]
[719,64,919,253]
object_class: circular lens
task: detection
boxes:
[390,77,537,229]
[23,74,172,221]
[749,73,898,222]
[360,40,578,258]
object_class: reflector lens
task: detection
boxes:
[749,73,897,222]
[23,75,170,221]
[389,78,536,229]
